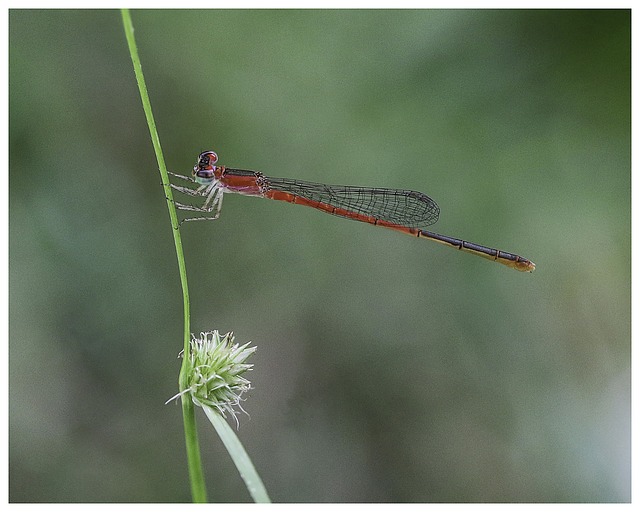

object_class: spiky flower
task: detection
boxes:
[168,331,256,425]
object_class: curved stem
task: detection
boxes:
[120,9,206,503]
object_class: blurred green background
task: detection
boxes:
[9,9,630,502]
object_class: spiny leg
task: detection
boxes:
[176,188,224,223]
[174,202,214,212]
[167,170,212,199]
[201,184,222,210]
[170,183,207,197]
[167,172,224,224]
[168,171,196,183]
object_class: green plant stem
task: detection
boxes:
[120,9,207,503]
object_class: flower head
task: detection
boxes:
[168,331,256,425]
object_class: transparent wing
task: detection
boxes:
[266,177,440,228]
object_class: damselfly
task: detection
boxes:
[170,151,535,272]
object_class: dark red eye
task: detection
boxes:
[198,150,218,167]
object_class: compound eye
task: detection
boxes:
[198,150,218,167]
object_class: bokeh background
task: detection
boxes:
[9,9,630,502]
